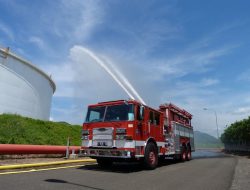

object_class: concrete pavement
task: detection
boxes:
[0,153,250,190]
[0,152,237,190]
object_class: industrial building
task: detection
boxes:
[0,47,56,120]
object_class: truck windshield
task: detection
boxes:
[85,104,134,123]
[85,106,106,123]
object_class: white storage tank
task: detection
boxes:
[0,47,56,120]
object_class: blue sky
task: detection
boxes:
[1,0,250,137]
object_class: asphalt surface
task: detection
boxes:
[0,150,237,190]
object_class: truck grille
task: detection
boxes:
[92,128,114,148]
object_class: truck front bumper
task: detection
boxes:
[80,148,135,159]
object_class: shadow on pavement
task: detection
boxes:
[78,159,181,173]
[45,179,105,190]
[78,162,144,173]
[77,150,231,173]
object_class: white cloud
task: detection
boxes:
[42,63,74,83]
[29,36,46,49]
[231,106,250,115]
[200,78,219,86]
[45,0,104,42]
[238,69,250,82]
[41,62,75,98]
[69,45,127,100]
[0,21,14,41]
[73,0,104,41]
[155,47,231,79]
[51,104,85,124]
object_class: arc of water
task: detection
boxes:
[78,46,136,100]
[103,58,146,105]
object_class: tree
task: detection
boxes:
[221,116,250,144]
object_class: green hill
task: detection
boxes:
[0,114,82,146]
[194,131,223,148]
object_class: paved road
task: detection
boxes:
[0,150,237,190]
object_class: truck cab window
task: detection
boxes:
[104,104,134,122]
[85,106,105,122]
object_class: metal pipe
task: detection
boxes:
[0,144,80,155]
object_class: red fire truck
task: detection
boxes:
[80,99,194,169]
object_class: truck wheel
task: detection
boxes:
[186,147,192,161]
[96,158,113,167]
[144,142,158,170]
[180,147,187,161]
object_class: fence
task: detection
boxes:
[224,141,250,152]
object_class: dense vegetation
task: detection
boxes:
[221,116,250,143]
[0,114,82,145]
[194,131,223,148]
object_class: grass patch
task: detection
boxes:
[0,114,81,146]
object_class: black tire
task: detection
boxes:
[180,146,187,162]
[144,142,158,170]
[186,146,192,161]
[96,158,113,167]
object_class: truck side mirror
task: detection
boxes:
[139,105,144,121]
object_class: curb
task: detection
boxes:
[230,156,250,190]
[0,159,96,170]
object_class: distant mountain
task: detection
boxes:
[194,131,223,148]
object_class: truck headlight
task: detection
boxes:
[82,129,89,135]
[116,135,125,140]
[116,128,126,134]
[82,135,89,140]
[82,129,89,140]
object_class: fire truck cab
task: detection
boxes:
[80,99,194,169]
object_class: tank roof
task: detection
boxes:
[0,47,56,93]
